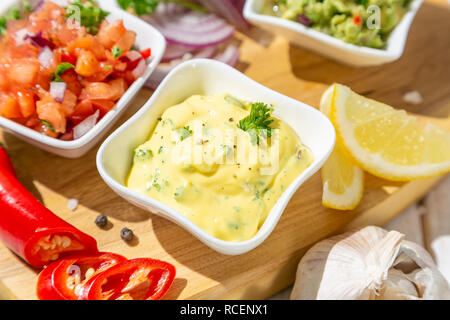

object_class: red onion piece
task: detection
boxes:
[14,28,29,46]
[131,59,146,79]
[73,110,100,140]
[25,32,56,50]
[297,14,312,26]
[162,43,196,62]
[50,82,67,103]
[38,46,54,69]
[196,0,249,31]
[143,6,235,49]
[214,44,240,67]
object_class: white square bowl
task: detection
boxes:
[96,59,335,255]
[243,0,423,67]
[0,0,166,158]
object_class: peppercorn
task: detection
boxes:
[121,228,134,242]
[95,214,107,228]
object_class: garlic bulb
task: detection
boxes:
[291,226,450,300]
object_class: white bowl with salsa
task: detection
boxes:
[97,59,336,255]
[0,0,166,158]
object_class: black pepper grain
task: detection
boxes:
[95,214,108,228]
[120,228,134,242]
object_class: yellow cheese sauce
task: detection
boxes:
[127,94,313,242]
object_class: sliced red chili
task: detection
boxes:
[37,252,126,300]
[0,166,98,268]
[79,258,176,300]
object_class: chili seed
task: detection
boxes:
[95,214,108,228]
[121,228,134,242]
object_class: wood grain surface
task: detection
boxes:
[0,0,449,300]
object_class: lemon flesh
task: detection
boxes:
[331,84,450,181]
[320,85,364,210]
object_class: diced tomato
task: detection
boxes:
[0,93,21,119]
[67,35,106,60]
[140,48,151,59]
[75,50,100,77]
[61,90,77,117]
[36,101,66,133]
[108,78,127,101]
[61,52,78,66]
[91,100,115,117]
[16,91,36,118]
[84,62,113,82]
[97,20,127,49]
[8,60,40,86]
[60,69,82,96]
[71,100,94,125]
[114,30,136,52]
[79,82,112,101]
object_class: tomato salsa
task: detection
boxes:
[0,0,151,140]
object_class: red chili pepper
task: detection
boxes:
[37,252,126,300]
[79,258,176,300]
[0,166,98,268]
[0,143,16,176]
[140,48,152,59]
[353,13,362,26]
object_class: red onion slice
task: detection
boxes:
[25,32,56,50]
[196,0,249,31]
[50,82,67,103]
[38,46,54,69]
[143,7,235,48]
[73,110,100,140]
[213,44,240,67]
[162,44,196,62]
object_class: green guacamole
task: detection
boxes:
[263,0,412,48]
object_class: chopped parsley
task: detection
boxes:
[65,0,109,34]
[238,102,274,145]
[134,148,153,160]
[52,63,75,82]
[41,120,55,133]
[158,146,164,154]
[179,126,192,141]
[111,45,123,59]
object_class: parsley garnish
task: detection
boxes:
[238,103,274,145]
[179,126,192,141]
[134,148,153,160]
[65,0,109,35]
[41,120,55,133]
[117,0,205,15]
[111,45,123,59]
[52,63,75,82]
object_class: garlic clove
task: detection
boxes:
[377,269,419,300]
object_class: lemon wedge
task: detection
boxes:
[320,85,364,210]
[331,84,450,181]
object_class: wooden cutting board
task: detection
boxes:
[0,0,449,300]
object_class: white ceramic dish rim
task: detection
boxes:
[97,58,336,255]
[0,0,166,151]
[243,0,424,59]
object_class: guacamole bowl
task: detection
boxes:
[97,59,335,255]
[243,0,423,66]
